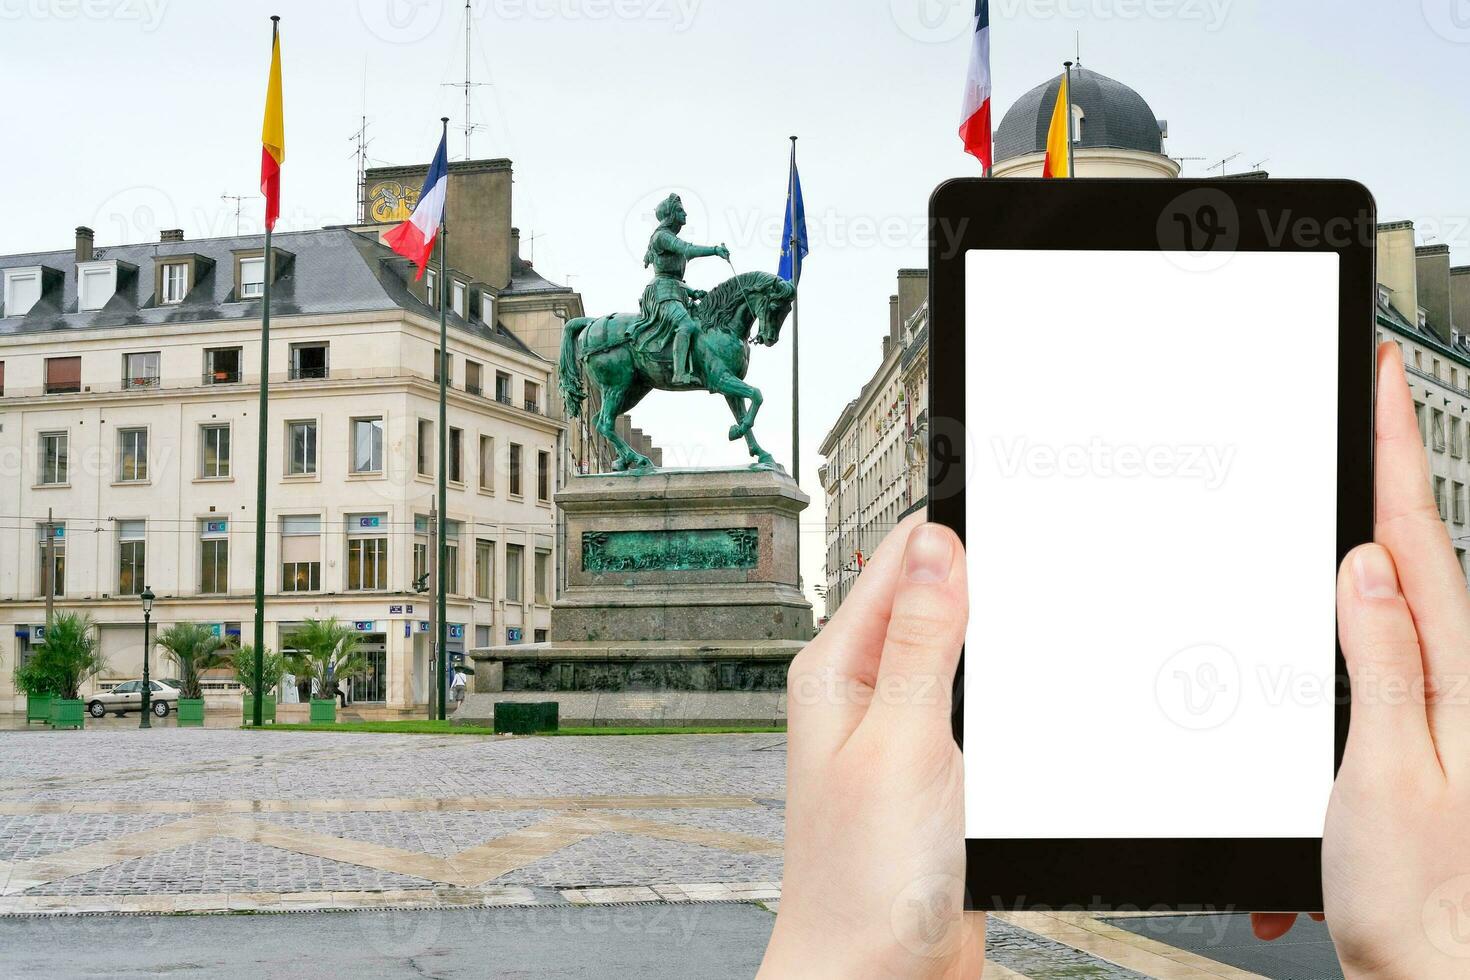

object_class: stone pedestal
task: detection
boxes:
[465,468,812,726]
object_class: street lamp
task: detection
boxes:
[139,586,155,729]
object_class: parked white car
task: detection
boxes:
[87,680,180,718]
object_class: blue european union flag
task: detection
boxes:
[778,144,808,284]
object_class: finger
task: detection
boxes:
[1250,913,1299,941]
[786,514,927,756]
[868,523,968,728]
[1372,343,1470,768]
[794,512,928,689]
[1337,544,1436,774]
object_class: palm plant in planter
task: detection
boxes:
[26,614,107,729]
[232,645,284,725]
[13,637,65,724]
[156,623,228,726]
[283,618,367,724]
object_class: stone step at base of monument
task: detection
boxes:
[455,691,787,728]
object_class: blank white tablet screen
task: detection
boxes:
[963,249,1339,839]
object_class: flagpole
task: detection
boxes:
[251,13,279,730]
[436,116,450,723]
[1063,60,1076,178]
[787,136,802,588]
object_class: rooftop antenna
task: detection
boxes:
[1250,157,1270,171]
[219,193,255,236]
[1169,155,1207,174]
[1211,152,1242,176]
[525,229,546,264]
[1075,31,1081,65]
[349,116,372,222]
[442,0,490,159]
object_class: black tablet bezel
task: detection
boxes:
[929,178,1375,912]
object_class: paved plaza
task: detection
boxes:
[0,724,1341,978]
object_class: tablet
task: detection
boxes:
[928,178,1375,911]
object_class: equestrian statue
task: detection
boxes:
[558,192,796,472]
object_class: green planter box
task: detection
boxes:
[26,693,54,724]
[309,699,337,724]
[494,701,559,735]
[49,698,84,730]
[242,695,277,725]
[177,698,206,727]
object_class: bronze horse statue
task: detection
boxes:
[558,270,795,471]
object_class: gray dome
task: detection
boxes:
[994,67,1164,162]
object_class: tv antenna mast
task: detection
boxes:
[349,116,373,222]
[442,0,490,159]
[1170,155,1207,174]
[219,193,256,236]
[1210,152,1242,176]
[1250,157,1270,171]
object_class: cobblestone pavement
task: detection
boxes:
[0,726,1282,978]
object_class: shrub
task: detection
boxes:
[155,623,230,700]
[231,645,285,697]
[24,614,107,701]
[283,618,368,701]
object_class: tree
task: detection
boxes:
[155,623,229,700]
[25,613,107,700]
[231,645,285,697]
[283,618,368,702]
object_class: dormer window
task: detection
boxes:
[3,266,45,317]
[452,280,466,318]
[78,260,120,312]
[240,258,265,299]
[161,263,188,304]
[426,269,439,307]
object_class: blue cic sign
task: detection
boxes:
[353,620,376,632]
[204,520,228,535]
[507,627,523,643]
[448,624,464,639]
[356,516,382,529]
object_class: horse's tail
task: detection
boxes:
[559,317,592,419]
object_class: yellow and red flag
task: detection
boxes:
[1041,72,1070,178]
[260,18,285,230]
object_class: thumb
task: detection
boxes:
[1336,543,1435,773]
[869,523,968,726]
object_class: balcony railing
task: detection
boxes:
[465,383,482,396]
[523,400,541,414]
[495,393,514,406]
[204,370,242,385]
[288,365,329,381]
[121,375,160,389]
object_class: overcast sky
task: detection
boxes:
[5,0,1468,609]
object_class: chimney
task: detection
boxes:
[160,228,184,243]
[1416,244,1454,344]
[1452,267,1469,336]
[888,295,900,344]
[1376,221,1418,326]
[897,268,928,335]
[75,226,94,263]
[881,335,891,359]
[511,226,522,262]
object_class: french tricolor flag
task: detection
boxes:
[958,0,992,173]
[383,133,448,281]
